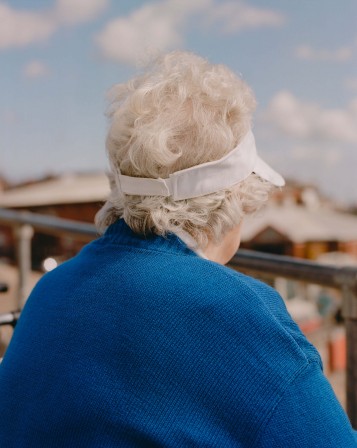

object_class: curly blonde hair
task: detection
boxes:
[96,51,273,249]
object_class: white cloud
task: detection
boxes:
[264,91,357,144]
[295,45,353,62]
[264,91,317,139]
[96,4,178,64]
[54,0,108,25]
[0,4,56,49]
[206,1,285,34]
[23,60,50,78]
[95,0,286,64]
[0,0,108,50]
[95,0,210,64]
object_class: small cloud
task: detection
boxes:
[54,0,109,25]
[206,1,286,34]
[95,0,208,65]
[295,44,353,62]
[95,0,286,64]
[264,91,317,139]
[23,60,50,78]
[0,3,56,49]
[0,0,108,50]
[264,90,357,144]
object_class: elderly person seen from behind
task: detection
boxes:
[0,51,356,448]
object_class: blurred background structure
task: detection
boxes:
[0,0,357,416]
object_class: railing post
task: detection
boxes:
[342,284,357,429]
[14,224,34,309]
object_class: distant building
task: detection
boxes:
[241,203,357,259]
[0,173,109,266]
[240,179,357,260]
[0,172,109,221]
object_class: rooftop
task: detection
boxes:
[241,204,357,243]
[0,173,110,207]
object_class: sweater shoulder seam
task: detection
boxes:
[254,359,321,446]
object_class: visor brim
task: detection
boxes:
[253,156,285,187]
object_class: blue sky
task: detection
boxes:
[0,0,356,203]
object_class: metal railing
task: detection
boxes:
[1,208,357,427]
[0,208,96,308]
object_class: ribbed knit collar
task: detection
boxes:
[102,219,200,257]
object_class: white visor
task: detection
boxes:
[117,130,285,200]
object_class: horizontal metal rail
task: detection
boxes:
[0,208,97,240]
[1,207,357,427]
[230,250,357,300]
[0,311,20,328]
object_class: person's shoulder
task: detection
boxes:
[177,255,278,302]
[179,256,322,366]
[167,254,274,319]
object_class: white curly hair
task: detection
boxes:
[96,51,273,249]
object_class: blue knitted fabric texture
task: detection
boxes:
[0,219,356,447]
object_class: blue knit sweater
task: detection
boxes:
[0,219,356,447]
